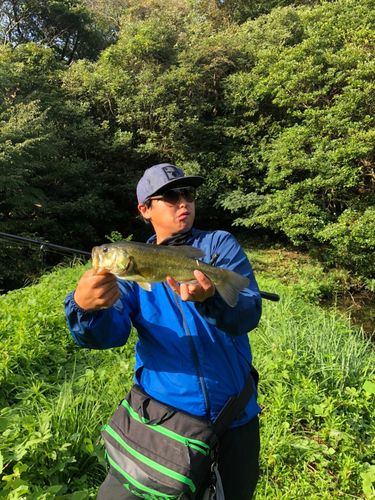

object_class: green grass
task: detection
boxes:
[1,261,375,499]
[244,244,354,302]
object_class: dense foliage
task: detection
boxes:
[1,0,375,289]
[1,262,375,499]
[0,0,115,63]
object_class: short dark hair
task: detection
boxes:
[137,198,153,224]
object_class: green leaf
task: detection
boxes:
[363,380,375,395]
[46,485,63,494]
[71,491,89,500]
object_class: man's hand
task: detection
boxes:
[74,269,121,311]
[166,270,215,303]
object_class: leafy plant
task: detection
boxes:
[105,231,132,243]
[0,263,136,498]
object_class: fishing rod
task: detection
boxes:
[0,232,280,301]
[0,231,91,257]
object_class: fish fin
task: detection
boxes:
[178,279,199,286]
[138,281,152,292]
[167,246,206,259]
[215,269,250,308]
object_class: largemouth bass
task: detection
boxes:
[91,241,250,307]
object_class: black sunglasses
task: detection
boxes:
[148,186,197,205]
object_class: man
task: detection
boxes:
[65,163,262,499]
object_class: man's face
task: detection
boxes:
[138,188,196,243]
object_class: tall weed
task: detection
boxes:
[252,286,375,499]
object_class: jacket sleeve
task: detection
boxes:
[64,281,138,349]
[194,232,262,336]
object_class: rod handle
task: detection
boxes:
[260,291,280,302]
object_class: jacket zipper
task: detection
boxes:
[172,289,211,418]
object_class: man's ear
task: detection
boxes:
[138,203,151,221]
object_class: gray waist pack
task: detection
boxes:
[100,371,256,500]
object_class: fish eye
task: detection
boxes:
[102,247,108,253]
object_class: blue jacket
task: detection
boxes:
[65,229,262,426]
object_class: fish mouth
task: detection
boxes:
[91,245,131,277]
[91,246,101,275]
[91,246,112,275]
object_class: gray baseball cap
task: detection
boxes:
[136,163,205,204]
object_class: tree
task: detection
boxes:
[62,1,260,228]
[0,44,113,288]
[220,0,375,276]
[192,0,325,26]
[0,0,113,63]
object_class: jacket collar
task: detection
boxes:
[148,228,195,246]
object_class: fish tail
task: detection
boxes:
[214,269,250,307]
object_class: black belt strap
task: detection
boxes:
[212,367,258,438]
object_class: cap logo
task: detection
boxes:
[162,166,182,181]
